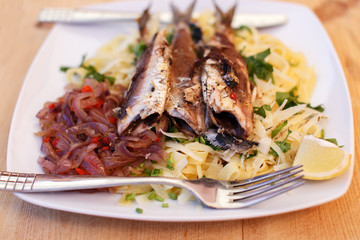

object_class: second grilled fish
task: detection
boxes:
[165,1,206,136]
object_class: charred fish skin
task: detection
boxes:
[201,2,253,139]
[165,0,206,136]
[117,29,171,135]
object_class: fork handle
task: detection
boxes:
[38,8,140,23]
[0,171,188,192]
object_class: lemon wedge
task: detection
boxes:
[293,135,351,180]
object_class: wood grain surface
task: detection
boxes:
[0,0,359,239]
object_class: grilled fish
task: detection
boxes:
[165,0,206,136]
[117,29,172,135]
[201,3,253,139]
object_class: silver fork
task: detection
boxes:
[0,165,304,209]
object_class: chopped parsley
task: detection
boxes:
[169,192,178,200]
[320,129,325,139]
[135,208,143,214]
[238,25,252,34]
[60,54,115,85]
[276,87,324,112]
[82,65,115,85]
[243,48,274,83]
[60,66,70,72]
[270,129,292,157]
[166,153,175,170]
[253,104,272,118]
[166,31,174,44]
[155,195,164,202]
[167,121,179,133]
[325,138,338,145]
[125,193,137,201]
[148,191,157,200]
[320,129,341,146]
[145,168,162,177]
[128,40,147,64]
[245,150,258,160]
[271,120,288,138]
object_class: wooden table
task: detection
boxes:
[0,0,359,239]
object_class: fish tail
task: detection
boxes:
[170,0,197,24]
[212,0,237,29]
[137,3,151,40]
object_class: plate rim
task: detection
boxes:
[7,0,355,221]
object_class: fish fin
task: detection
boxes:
[212,0,237,28]
[170,0,197,24]
[137,3,151,41]
[205,129,257,152]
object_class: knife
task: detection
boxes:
[38,8,287,28]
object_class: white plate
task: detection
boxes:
[7,0,354,221]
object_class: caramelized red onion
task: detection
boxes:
[36,79,167,177]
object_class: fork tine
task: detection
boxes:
[227,169,303,194]
[228,174,304,201]
[227,179,305,209]
[227,165,303,187]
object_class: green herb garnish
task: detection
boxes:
[150,168,162,176]
[60,55,115,85]
[270,129,292,156]
[133,40,147,57]
[125,193,137,201]
[155,195,164,202]
[169,192,178,200]
[325,138,338,145]
[276,88,324,112]
[148,191,157,200]
[82,65,115,85]
[253,104,272,118]
[271,120,288,138]
[238,25,252,34]
[60,66,70,72]
[136,208,143,214]
[320,129,325,139]
[166,153,175,170]
[245,150,258,160]
[144,169,151,176]
[161,203,169,208]
[166,31,174,44]
[277,129,292,153]
[243,48,274,83]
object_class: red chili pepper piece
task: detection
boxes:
[81,85,92,93]
[52,138,59,148]
[109,116,117,124]
[94,99,104,109]
[101,146,110,151]
[102,137,110,145]
[43,136,51,143]
[75,168,90,175]
[91,137,99,144]
[48,103,55,110]
[230,92,237,100]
